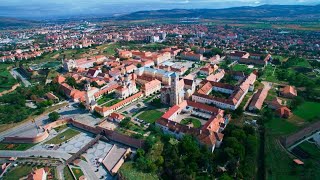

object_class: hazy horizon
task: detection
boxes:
[0,0,319,19]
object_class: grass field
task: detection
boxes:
[119,162,158,180]
[264,114,320,180]
[180,118,201,128]
[64,166,74,180]
[265,118,299,135]
[97,92,115,105]
[3,165,33,180]
[53,124,68,132]
[71,167,84,179]
[45,128,80,144]
[137,110,164,123]
[232,64,253,74]
[0,63,17,92]
[0,143,36,151]
[104,99,122,107]
[298,141,320,159]
[293,101,320,121]
[261,65,280,83]
[265,117,299,180]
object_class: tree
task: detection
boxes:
[119,117,131,128]
[48,111,60,122]
[137,63,142,68]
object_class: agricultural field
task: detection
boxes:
[137,110,164,123]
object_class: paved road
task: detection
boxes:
[10,68,31,87]
[0,101,69,140]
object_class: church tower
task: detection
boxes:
[85,81,96,112]
[170,73,179,106]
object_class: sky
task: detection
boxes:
[0,0,318,19]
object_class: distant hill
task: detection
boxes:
[0,17,39,29]
[117,4,320,20]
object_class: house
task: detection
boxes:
[248,88,269,111]
[228,51,249,61]
[180,52,203,61]
[45,92,59,102]
[156,100,230,152]
[142,79,161,96]
[108,112,125,123]
[276,106,292,118]
[87,68,102,78]
[27,168,47,180]
[199,64,218,76]
[280,85,297,99]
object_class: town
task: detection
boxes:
[0,7,320,180]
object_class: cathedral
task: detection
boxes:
[161,73,185,106]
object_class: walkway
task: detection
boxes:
[66,134,103,164]
[0,150,98,179]
[0,83,20,97]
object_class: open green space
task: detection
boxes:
[0,63,17,92]
[45,128,80,144]
[180,118,201,128]
[261,65,281,83]
[231,64,253,74]
[3,165,33,180]
[265,118,299,135]
[104,99,122,107]
[71,167,84,180]
[137,110,164,123]
[119,162,158,180]
[0,143,36,151]
[97,92,115,105]
[53,124,68,132]
[298,141,320,159]
[264,114,320,180]
[210,90,230,99]
[64,166,74,180]
[293,101,320,121]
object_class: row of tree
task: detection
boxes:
[127,123,258,179]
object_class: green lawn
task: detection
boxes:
[180,118,202,128]
[3,165,33,180]
[137,110,164,123]
[232,64,253,74]
[298,141,320,159]
[261,65,280,83]
[293,101,320,121]
[0,143,36,151]
[0,63,17,92]
[97,93,115,105]
[53,124,68,132]
[71,167,84,180]
[264,115,320,180]
[104,99,122,107]
[64,166,74,180]
[119,162,158,180]
[45,128,80,144]
[265,118,299,136]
